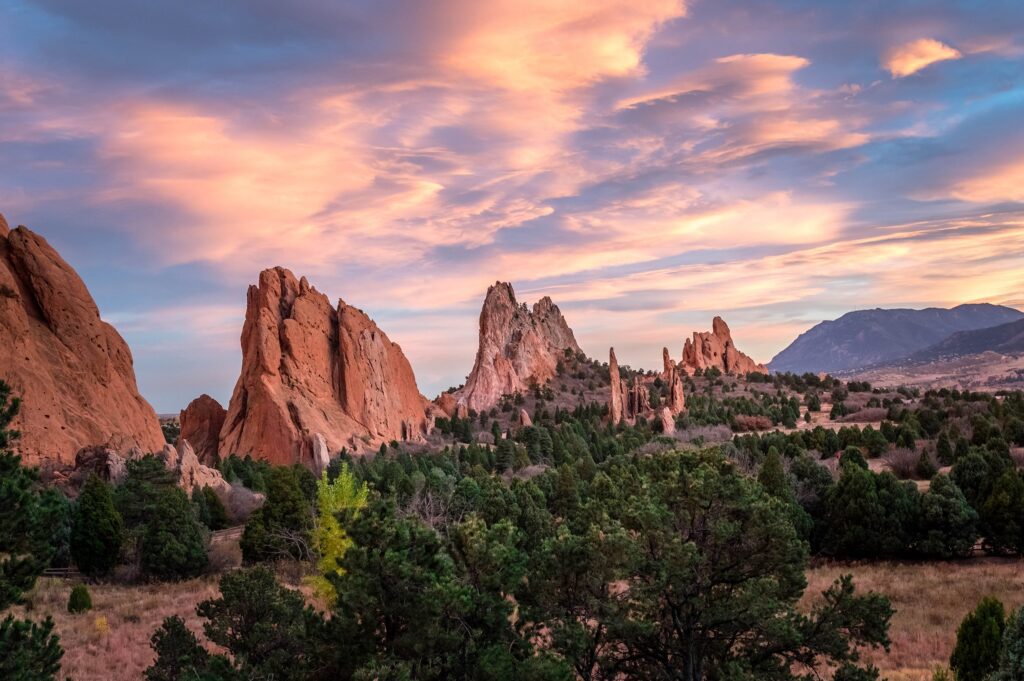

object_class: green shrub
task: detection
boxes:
[951,596,1006,681]
[67,585,92,614]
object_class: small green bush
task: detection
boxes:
[67,584,92,614]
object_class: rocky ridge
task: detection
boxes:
[0,218,165,466]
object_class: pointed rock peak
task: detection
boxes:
[454,281,582,412]
[0,213,8,238]
[681,316,766,376]
[609,347,619,366]
[485,281,517,306]
[220,269,429,467]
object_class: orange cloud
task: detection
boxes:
[443,0,686,90]
[884,38,961,78]
[949,159,1024,203]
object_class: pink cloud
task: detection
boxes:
[884,38,961,78]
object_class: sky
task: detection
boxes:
[2,0,1024,412]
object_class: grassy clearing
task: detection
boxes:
[13,576,221,681]
[805,558,1024,681]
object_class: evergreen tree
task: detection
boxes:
[0,382,64,680]
[981,470,1024,555]
[203,486,229,531]
[758,447,789,498]
[141,487,208,580]
[991,607,1024,681]
[950,596,1005,681]
[241,466,313,563]
[916,474,978,558]
[71,473,124,577]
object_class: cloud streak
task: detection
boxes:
[1,0,1023,410]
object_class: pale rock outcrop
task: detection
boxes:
[681,316,767,376]
[454,282,581,412]
[658,407,675,434]
[519,408,533,427]
[0,220,165,466]
[73,445,128,484]
[179,394,226,466]
[219,267,430,467]
[310,433,330,475]
[609,348,625,425]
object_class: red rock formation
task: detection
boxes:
[435,392,458,417]
[0,219,165,466]
[519,408,533,427]
[179,394,226,466]
[681,316,767,376]
[218,267,430,467]
[454,282,580,412]
[609,348,624,425]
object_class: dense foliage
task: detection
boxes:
[0,381,63,680]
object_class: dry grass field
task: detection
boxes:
[12,576,222,681]
[805,558,1024,681]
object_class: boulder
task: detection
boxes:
[435,392,458,417]
[218,267,430,466]
[519,408,532,427]
[178,394,226,466]
[73,445,127,484]
[0,222,165,466]
[454,282,580,412]
[681,316,767,376]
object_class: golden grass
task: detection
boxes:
[805,558,1024,681]
[11,576,221,681]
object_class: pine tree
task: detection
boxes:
[758,447,789,498]
[141,487,208,580]
[951,596,1005,681]
[71,473,124,577]
[0,381,64,680]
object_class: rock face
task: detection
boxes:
[609,348,624,425]
[454,282,581,412]
[0,220,165,466]
[610,347,685,426]
[681,317,767,376]
[179,394,226,466]
[218,267,430,467]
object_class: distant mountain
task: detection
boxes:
[908,317,1024,362]
[768,304,1024,374]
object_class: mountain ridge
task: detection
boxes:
[768,303,1024,374]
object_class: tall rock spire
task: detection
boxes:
[452,282,581,412]
[219,267,430,467]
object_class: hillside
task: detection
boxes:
[768,304,1023,374]
[909,317,1024,361]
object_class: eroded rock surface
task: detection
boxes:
[0,219,164,466]
[681,317,767,376]
[179,394,226,466]
[454,282,581,412]
[219,267,430,466]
